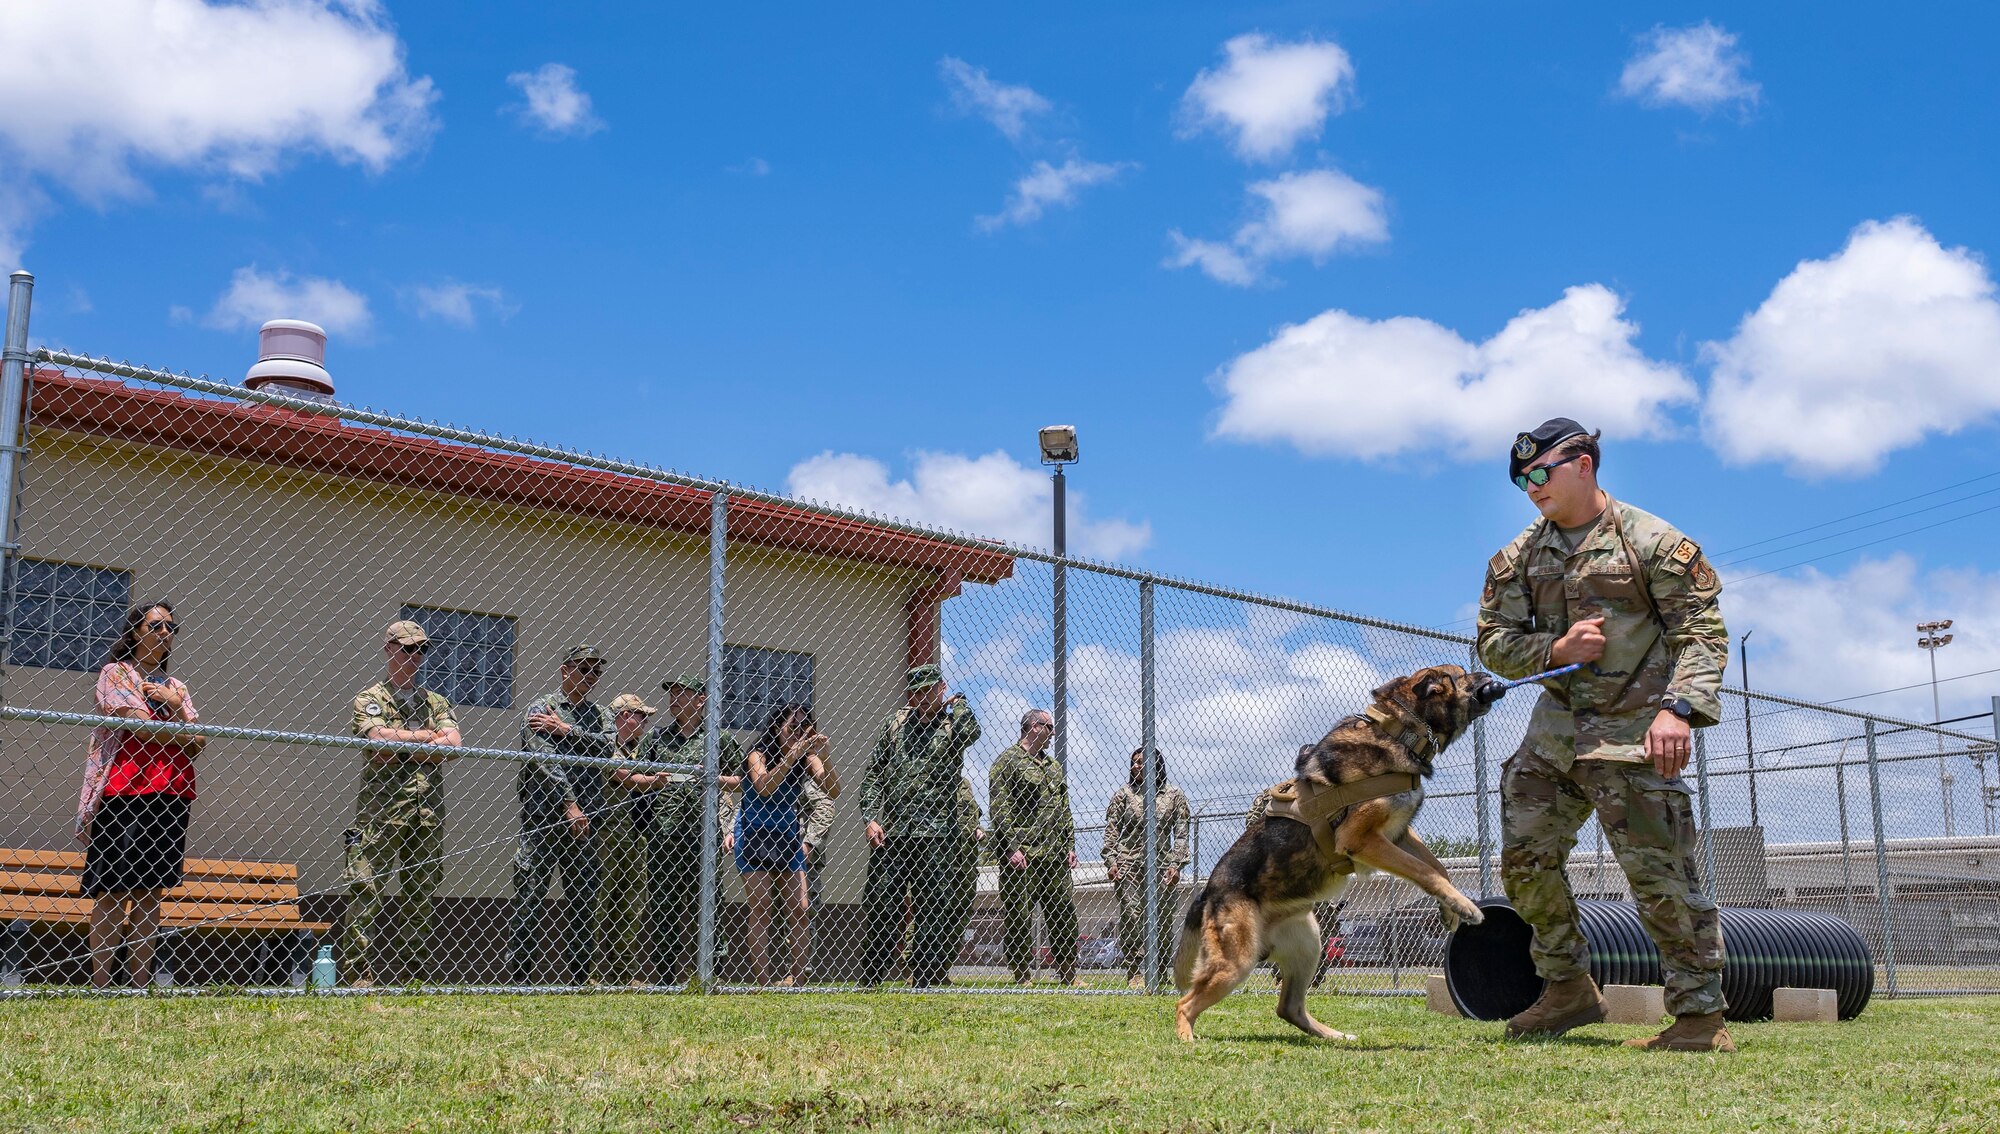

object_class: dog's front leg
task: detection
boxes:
[1339,828,1484,927]
[1396,830,1484,931]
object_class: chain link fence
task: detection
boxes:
[1,275,1996,1000]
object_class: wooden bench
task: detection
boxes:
[2,848,330,986]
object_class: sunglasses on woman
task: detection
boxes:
[146,619,179,634]
[1513,452,1583,491]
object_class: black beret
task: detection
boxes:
[1508,417,1588,482]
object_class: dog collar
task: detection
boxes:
[1363,700,1440,763]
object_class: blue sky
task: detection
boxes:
[6,1,2000,721]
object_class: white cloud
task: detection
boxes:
[1618,22,1760,113]
[0,0,436,264]
[977,159,1132,231]
[1212,285,1695,460]
[506,63,604,137]
[203,266,371,336]
[786,449,1151,559]
[939,57,1052,142]
[1167,168,1387,285]
[1702,217,2000,478]
[1179,33,1356,162]
[409,281,514,327]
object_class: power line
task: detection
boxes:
[1714,483,2000,569]
[1725,499,2000,585]
[1713,468,2000,557]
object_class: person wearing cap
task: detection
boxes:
[988,707,1080,986]
[593,693,657,985]
[507,645,617,985]
[339,620,462,987]
[630,671,744,985]
[1479,418,1732,1052]
[857,663,981,987]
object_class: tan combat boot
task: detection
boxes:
[1504,975,1607,1039]
[1624,1012,1736,1053]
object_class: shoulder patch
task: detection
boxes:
[1671,538,1699,564]
[1692,559,1719,590]
[1487,548,1517,581]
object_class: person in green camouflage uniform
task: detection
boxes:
[1103,747,1190,989]
[507,645,615,985]
[627,672,743,985]
[1478,418,1733,1053]
[858,663,981,987]
[339,620,461,987]
[591,693,657,985]
[989,708,1079,985]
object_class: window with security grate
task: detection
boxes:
[720,644,814,730]
[399,603,516,709]
[8,559,133,672]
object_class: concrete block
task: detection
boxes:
[1603,984,1667,1026]
[1425,974,1461,1017]
[1773,987,1838,1023]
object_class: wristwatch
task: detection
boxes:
[1660,695,1694,720]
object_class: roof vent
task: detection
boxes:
[244,319,335,402]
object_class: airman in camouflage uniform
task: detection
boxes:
[1478,418,1733,1052]
[858,663,981,987]
[339,620,461,986]
[507,645,616,985]
[989,708,1079,985]
[1103,748,1190,989]
[592,693,657,985]
[631,672,744,985]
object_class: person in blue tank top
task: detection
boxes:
[736,703,840,985]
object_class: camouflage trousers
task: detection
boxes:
[507,820,599,984]
[591,813,649,985]
[1500,745,1725,1017]
[1111,865,1180,983]
[999,855,1078,980]
[861,836,959,985]
[339,818,442,982]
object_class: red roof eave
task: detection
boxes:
[28,371,1014,585]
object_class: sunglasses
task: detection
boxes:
[1514,452,1584,491]
[146,619,179,634]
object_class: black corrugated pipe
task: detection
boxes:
[1444,898,1873,1022]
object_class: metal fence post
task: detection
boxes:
[1470,646,1492,898]
[1864,719,1899,997]
[1053,472,1067,770]
[1693,730,1716,890]
[0,271,34,675]
[1139,579,1159,992]
[1835,752,1854,927]
[695,491,727,990]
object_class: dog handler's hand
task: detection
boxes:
[1647,710,1692,778]
[1549,617,1607,667]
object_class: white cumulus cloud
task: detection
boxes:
[1179,33,1356,162]
[939,57,1053,142]
[1212,285,1695,461]
[977,159,1132,231]
[1167,168,1387,285]
[409,281,513,327]
[1702,217,2000,478]
[506,63,604,136]
[0,0,437,267]
[787,450,1151,560]
[203,266,371,336]
[1618,22,1760,113]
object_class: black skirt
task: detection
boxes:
[81,793,191,896]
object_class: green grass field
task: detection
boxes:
[6,990,1997,1132]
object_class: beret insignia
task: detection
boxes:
[1513,433,1536,459]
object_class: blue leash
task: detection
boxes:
[1494,661,1584,691]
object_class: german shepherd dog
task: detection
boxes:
[1173,664,1506,1042]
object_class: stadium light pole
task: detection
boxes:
[1040,425,1078,769]
[1917,620,1955,838]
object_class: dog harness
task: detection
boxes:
[1261,699,1435,865]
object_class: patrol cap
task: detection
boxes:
[384,620,429,647]
[661,672,706,694]
[562,644,608,667]
[1508,417,1589,483]
[906,663,944,692]
[608,693,657,715]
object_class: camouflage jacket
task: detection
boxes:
[1102,784,1191,870]
[1477,496,1728,767]
[800,780,835,850]
[988,742,1074,859]
[858,701,981,838]
[634,719,746,834]
[350,680,458,827]
[518,694,616,821]
[949,777,984,867]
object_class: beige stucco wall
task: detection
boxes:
[1,428,940,906]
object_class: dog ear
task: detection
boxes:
[1370,674,1414,704]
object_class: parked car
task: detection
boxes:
[1078,936,1121,969]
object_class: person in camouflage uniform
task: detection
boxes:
[507,645,616,985]
[339,620,462,987]
[626,672,743,985]
[591,693,657,985]
[858,663,981,987]
[1103,747,1190,990]
[989,708,1080,985]
[1478,418,1733,1053]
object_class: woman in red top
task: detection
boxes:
[74,602,204,988]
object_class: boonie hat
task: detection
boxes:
[608,693,656,715]
[384,620,429,647]
[1508,417,1589,484]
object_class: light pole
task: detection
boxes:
[1040,425,1078,769]
[1740,630,1759,828]
[1917,620,1955,837]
